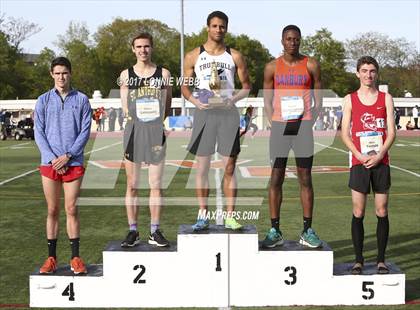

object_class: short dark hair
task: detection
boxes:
[50,57,72,72]
[356,56,379,72]
[131,32,154,48]
[282,25,301,37]
[207,11,229,27]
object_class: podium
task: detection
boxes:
[30,225,405,307]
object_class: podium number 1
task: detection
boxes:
[215,252,222,271]
[62,282,75,301]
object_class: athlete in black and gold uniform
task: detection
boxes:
[119,32,172,247]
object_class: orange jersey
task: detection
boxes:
[272,56,313,122]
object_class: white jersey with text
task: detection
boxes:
[194,45,236,97]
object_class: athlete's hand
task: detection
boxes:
[223,98,235,109]
[56,166,68,175]
[355,153,370,164]
[364,153,383,169]
[195,101,210,110]
[52,155,70,170]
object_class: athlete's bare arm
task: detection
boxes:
[307,57,322,121]
[263,60,276,127]
[181,48,208,110]
[364,93,396,169]
[162,68,172,119]
[230,48,251,104]
[341,95,369,164]
[119,69,129,115]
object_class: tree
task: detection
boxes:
[346,32,417,69]
[0,16,41,50]
[56,21,92,53]
[27,48,56,98]
[300,28,354,97]
[0,30,34,99]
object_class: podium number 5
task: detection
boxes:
[362,281,374,300]
[215,252,222,271]
[284,266,297,285]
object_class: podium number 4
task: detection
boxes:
[362,281,374,300]
[62,282,75,301]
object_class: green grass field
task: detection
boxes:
[0,133,419,309]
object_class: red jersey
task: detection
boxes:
[350,91,389,166]
[272,56,312,122]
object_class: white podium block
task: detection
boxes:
[30,265,109,308]
[29,224,406,307]
[330,263,405,305]
[102,241,184,307]
[230,234,334,306]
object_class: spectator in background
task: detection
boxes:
[406,121,415,130]
[328,108,335,130]
[183,116,193,130]
[108,107,117,132]
[94,108,101,131]
[412,105,418,129]
[99,106,107,131]
[336,106,343,130]
[117,108,125,130]
[394,107,401,130]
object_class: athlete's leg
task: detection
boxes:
[221,155,237,213]
[196,155,211,212]
[351,189,367,264]
[269,167,286,220]
[124,160,141,227]
[296,167,314,219]
[148,160,165,228]
[374,192,389,265]
[42,176,62,240]
[63,177,82,238]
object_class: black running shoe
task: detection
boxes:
[121,231,140,248]
[148,229,169,247]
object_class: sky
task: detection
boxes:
[1,0,419,57]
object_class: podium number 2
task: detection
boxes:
[215,252,222,271]
[284,266,297,285]
[62,282,75,301]
[362,281,374,300]
[133,265,146,284]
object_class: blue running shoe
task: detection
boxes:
[192,219,209,231]
[299,228,322,248]
[261,227,284,248]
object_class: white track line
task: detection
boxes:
[315,142,420,178]
[0,142,30,149]
[0,141,122,186]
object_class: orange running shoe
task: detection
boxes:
[39,256,57,274]
[70,257,87,274]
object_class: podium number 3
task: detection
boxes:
[362,281,374,300]
[284,266,297,285]
[133,264,146,284]
[215,252,222,271]
[62,282,75,301]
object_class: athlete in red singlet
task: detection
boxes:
[341,56,396,275]
[262,25,323,249]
